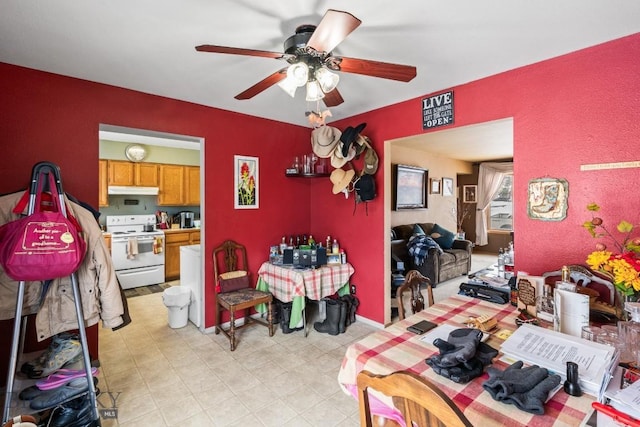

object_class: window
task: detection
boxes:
[489,175,513,231]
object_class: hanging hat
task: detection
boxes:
[331,142,357,168]
[355,174,376,202]
[339,123,367,157]
[363,144,379,175]
[311,126,342,159]
[354,134,368,157]
[330,168,355,194]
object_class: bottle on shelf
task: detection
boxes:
[279,236,287,254]
[326,236,331,251]
[308,235,315,248]
[332,238,340,255]
[340,249,347,264]
[289,236,294,248]
[296,235,301,248]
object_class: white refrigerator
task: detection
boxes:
[180,244,202,328]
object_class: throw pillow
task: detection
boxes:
[430,223,456,249]
[413,224,426,235]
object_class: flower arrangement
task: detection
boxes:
[583,203,640,299]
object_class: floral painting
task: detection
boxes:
[234,155,259,209]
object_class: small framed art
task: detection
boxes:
[234,155,259,209]
[430,178,441,194]
[442,177,454,197]
[463,185,477,203]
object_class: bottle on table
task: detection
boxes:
[332,238,340,255]
[326,236,331,252]
[308,235,315,248]
[497,248,505,277]
[510,277,518,307]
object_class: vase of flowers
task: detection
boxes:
[456,199,472,239]
[583,203,640,316]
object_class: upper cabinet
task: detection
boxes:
[158,164,200,206]
[158,164,185,206]
[100,160,199,207]
[184,166,200,206]
[99,159,108,207]
[107,160,159,187]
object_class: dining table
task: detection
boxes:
[338,294,596,426]
[256,262,354,333]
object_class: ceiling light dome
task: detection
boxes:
[315,68,339,93]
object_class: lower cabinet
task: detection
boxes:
[165,230,200,280]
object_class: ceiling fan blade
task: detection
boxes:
[195,45,289,60]
[333,56,417,82]
[235,68,288,100]
[306,9,361,54]
[323,88,344,107]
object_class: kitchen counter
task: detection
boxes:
[161,228,201,234]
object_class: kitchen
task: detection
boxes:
[99,128,204,327]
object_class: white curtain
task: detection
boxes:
[475,162,514,246]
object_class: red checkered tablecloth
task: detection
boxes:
[257,262,354,302]
[338,294,594,427]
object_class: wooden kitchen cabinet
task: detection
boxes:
[158,164,185,206]
[107,160,158,187]
[158,164,200,206]
[99,159,108,207]
[164,229,200,280]
[184,166,200,206]
[103,233,111,251]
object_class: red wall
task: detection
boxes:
[1,32,639,333]
[321,33,640,322]
[0,64,311,335]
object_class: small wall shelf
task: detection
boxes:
[285,172,330,178]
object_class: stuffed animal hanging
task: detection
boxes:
[306,109,332,128]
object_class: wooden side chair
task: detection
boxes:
[357,370,473,427]
[213,240,274,351]
[396,270,434,320]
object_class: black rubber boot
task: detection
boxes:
[340,295,353,327]
[349,295,360,324]
[338,299,347,334]
[313,299,341,336]
[280,302,302,334]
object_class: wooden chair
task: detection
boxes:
[542,264,615,304]
[213,240,274,351]
[357,370,473,427]
[396,270,434,320]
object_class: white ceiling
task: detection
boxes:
[2,1,639,160]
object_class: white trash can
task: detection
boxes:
[162,286,191,328]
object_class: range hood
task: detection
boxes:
[108,186,159,196]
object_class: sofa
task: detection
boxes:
[391,223,473,286]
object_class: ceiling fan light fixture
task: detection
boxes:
[277,76,298,98]
[315,68,339,93]
[306,80,325,101]
[287,62,309,87]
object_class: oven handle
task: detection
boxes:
[112,236,160,243]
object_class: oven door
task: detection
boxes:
[111,234,165,271]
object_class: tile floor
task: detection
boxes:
[97,253,496,426]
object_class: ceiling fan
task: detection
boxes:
[195,9,417,107]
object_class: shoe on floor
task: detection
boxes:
[46,395,96,427]
[21,333,83,379]
[29,377,98,410]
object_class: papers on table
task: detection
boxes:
[500,324,618,399]
[603,366,640,420]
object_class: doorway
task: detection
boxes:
[98,124,206,330]
[383,118,514,325]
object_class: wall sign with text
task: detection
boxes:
[422,90,454,130]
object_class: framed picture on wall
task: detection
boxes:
[393,164,428,210]
[430,178,441,194]
[463,185,477,203]
[442,177,454,196]
[234,155,259,209]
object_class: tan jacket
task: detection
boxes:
[0,191,124,340]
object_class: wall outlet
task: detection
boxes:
[350,284,356,294]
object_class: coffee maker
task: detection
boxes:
[174,211,195,228]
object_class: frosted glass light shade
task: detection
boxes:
[278,76,297,97]
[315,68,339,93]
[287,62,309,87]
[305,80,325,101]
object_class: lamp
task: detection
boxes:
[278,60,339,101]
[315,67,339,93]
[305,80,324,101]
